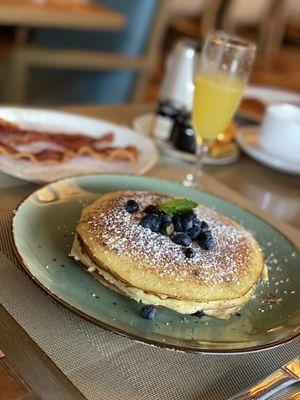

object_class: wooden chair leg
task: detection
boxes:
[200,0,221,39]
[131,71,152,101]
[258,0,287,65]
[15,27,30,47]
[5,49,28,104]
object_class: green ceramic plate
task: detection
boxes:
[12,175,300,353]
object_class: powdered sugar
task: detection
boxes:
[85,191,254,286]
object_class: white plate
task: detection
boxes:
[236,126,300,175]
[132,113,239,165]
[239,85,300,121]
[0,107,158,183]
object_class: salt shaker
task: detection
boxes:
[152,40,198,141]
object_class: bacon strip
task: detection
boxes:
[0,118,138,164]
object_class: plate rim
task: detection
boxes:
[236,126,300,175]
[0,105,159,182]
[11,174,300,354]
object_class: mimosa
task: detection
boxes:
[192,73,244,142]
[183,31,256,187]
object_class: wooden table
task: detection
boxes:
[0,103,299,400]
[0,0,125,30]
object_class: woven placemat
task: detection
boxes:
[0,182,299,400]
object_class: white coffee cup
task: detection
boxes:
[259,104,300,162]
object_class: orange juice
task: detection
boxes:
[192,73,244,142]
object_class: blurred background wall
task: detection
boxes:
[0,0,299,106]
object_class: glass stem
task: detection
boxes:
[183,140,210,187]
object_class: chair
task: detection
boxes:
[258,0,300,64]
[221,0,287,63]
[169,0,221,43]
[5,0,169,105]
[222,0,272,34]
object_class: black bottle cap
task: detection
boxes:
[157,100,183,119]
[173,123,196,154]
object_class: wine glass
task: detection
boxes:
[183,31,256,187]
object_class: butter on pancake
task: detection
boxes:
[70,191,265,319]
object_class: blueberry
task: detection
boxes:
[140,215,161,232]
[192,310,205,318]
[126,199,139,213]
[160,222,174,236]
[181,214,194,231]
[187,224,202,240]
[172,215,183,232]
[198,231,216,250]
[141,305,157,320]
[193,218,202,227]
[144,204,159,214]
[161,213,173,224]
[172,232,192,247]
[182,211,197,221]
[184,247,195,258]
[200,221,210,232]
[193,219,209,231]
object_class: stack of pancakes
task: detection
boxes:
[70,191,266,319]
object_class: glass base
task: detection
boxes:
[182,171,203,188]
[182,173,196,187]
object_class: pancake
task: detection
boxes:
[71,234,260,318]
[70,190,265,319]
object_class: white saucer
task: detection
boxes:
[236,126,300,175]
[132,113,239,165]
